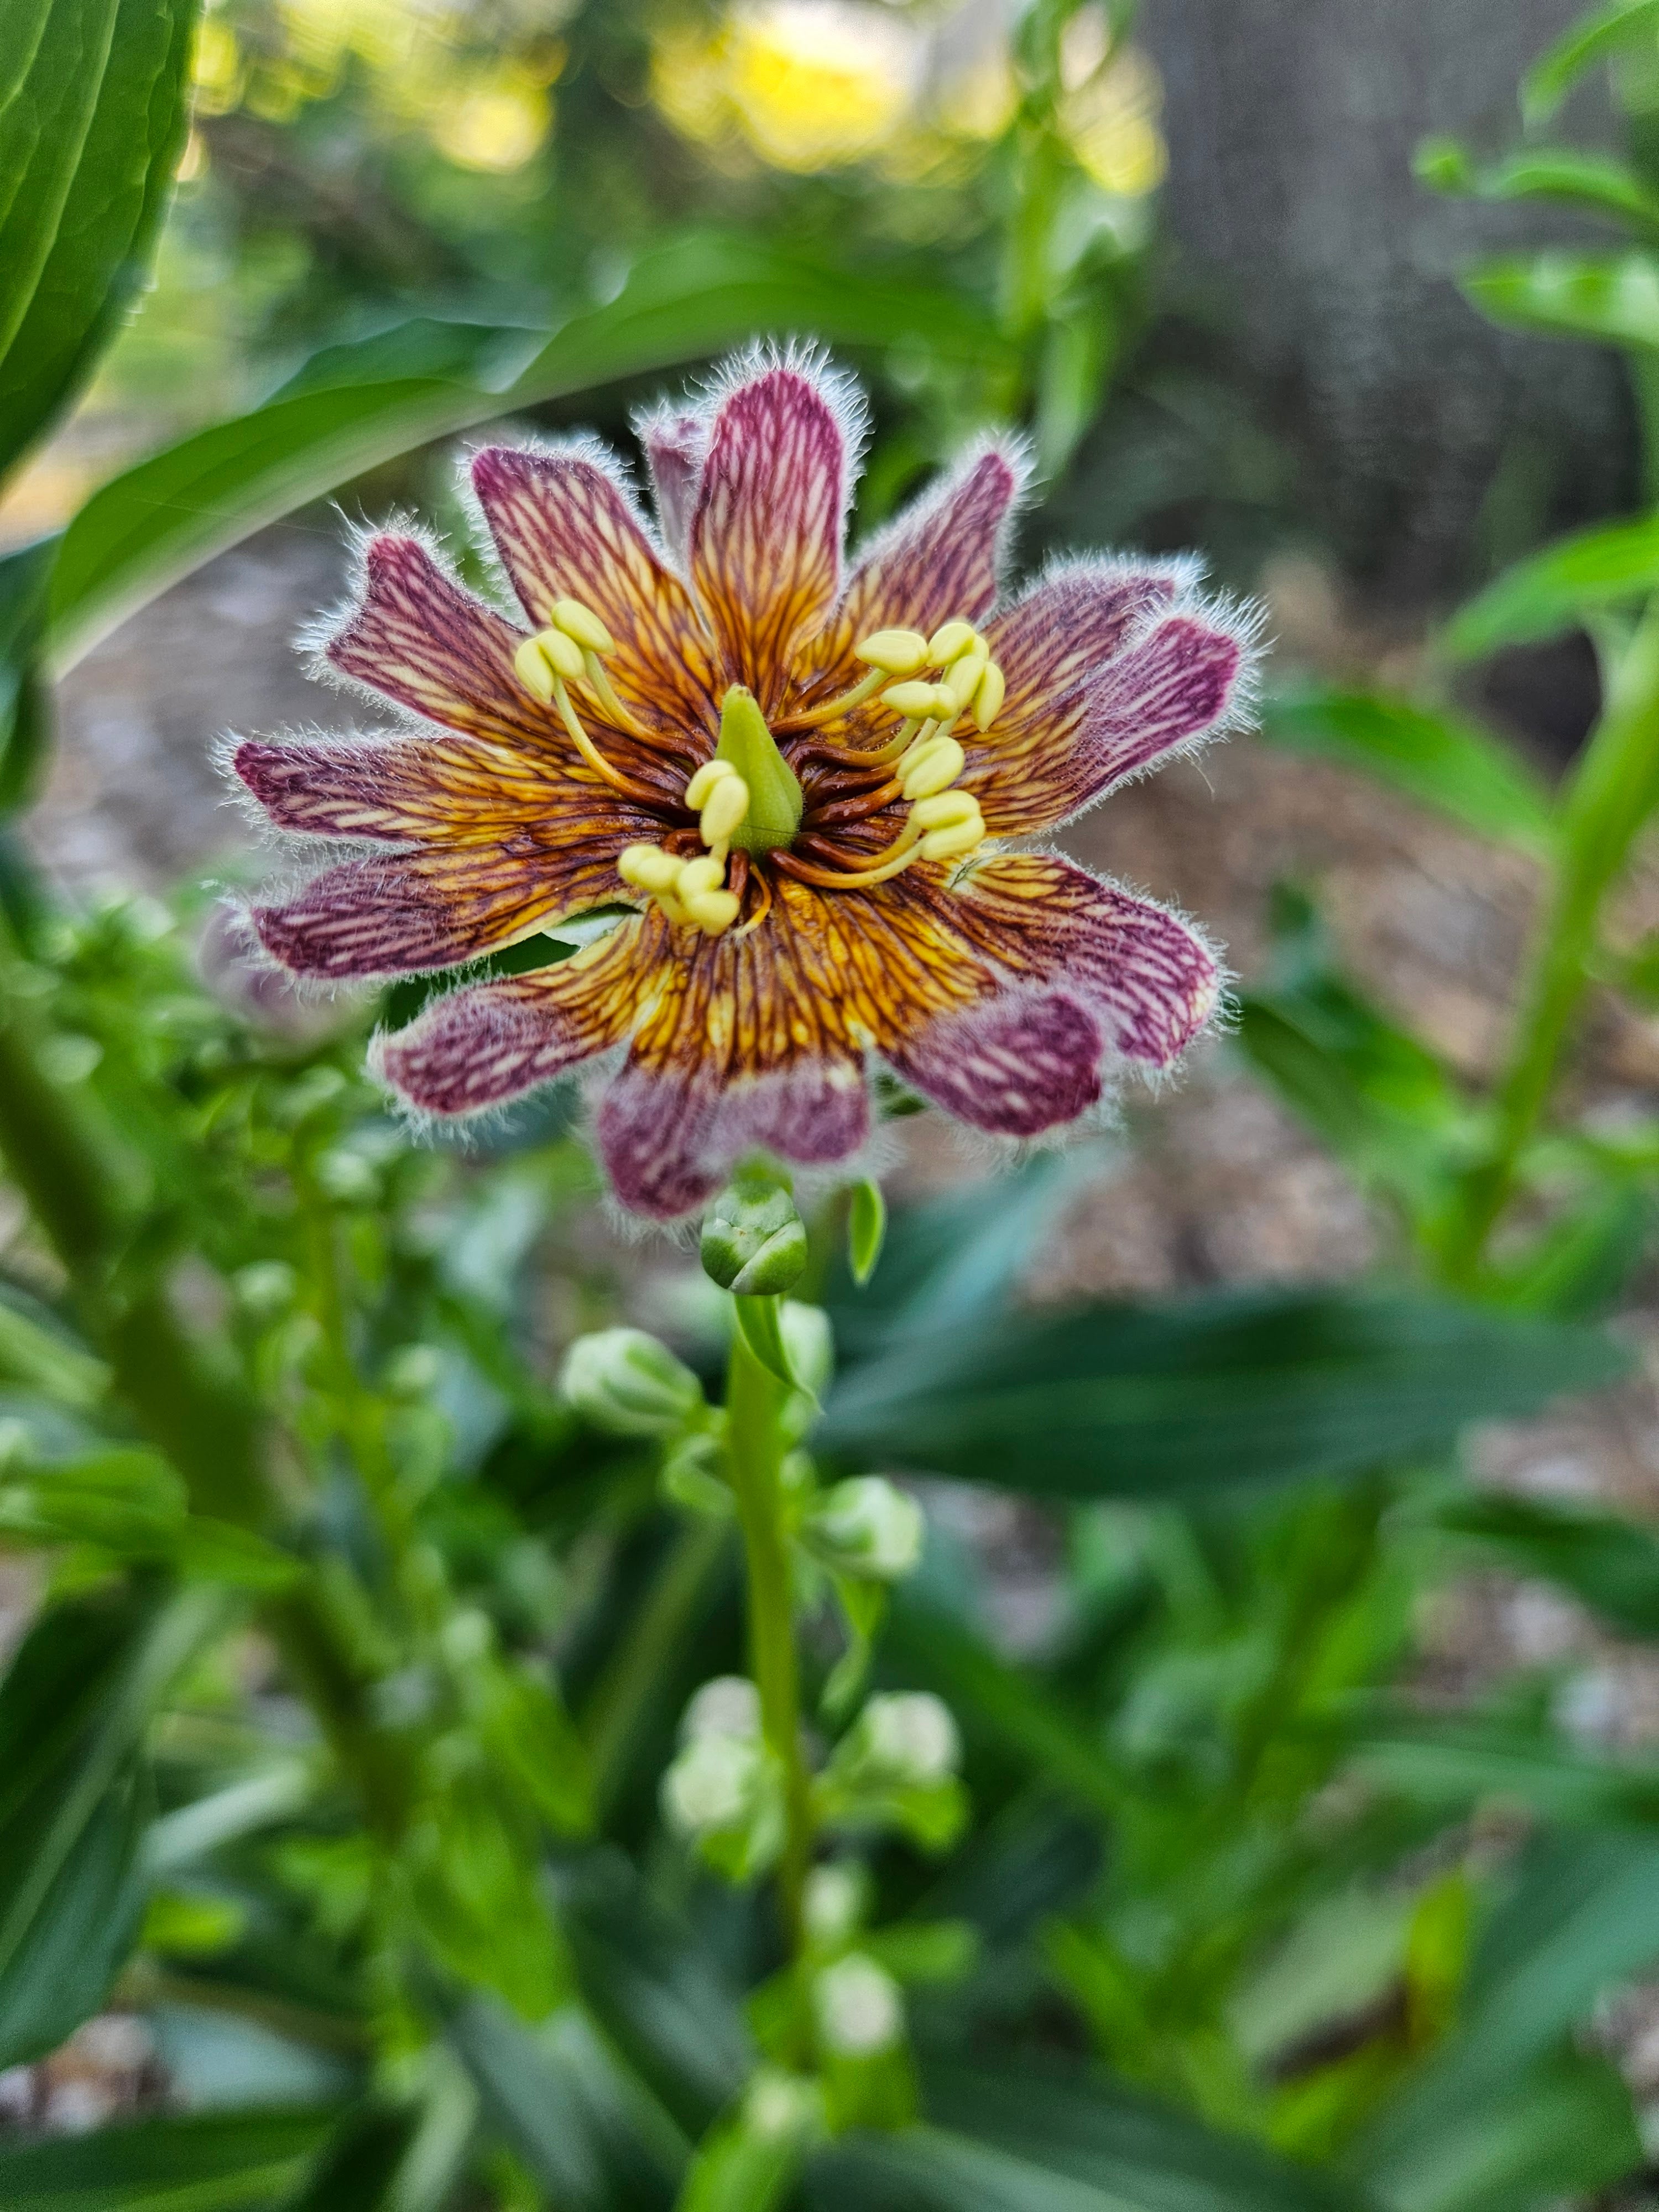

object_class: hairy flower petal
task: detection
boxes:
[885,988,1106,1136]
[690,359,857,712]
[635,403,709,567]
[326,535,550,749]
[915,853,1220,1069]
[249,815,640,982]
[829,444,1023,665]
[471,445,718,734]
[968,599,1246,834]
[373,926,653,1115]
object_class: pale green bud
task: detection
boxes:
[854,1692,961,1784]
[701,1180,808,1295]
[681,1674,762,1742]
[803,1862,869,1948]
[560,1327,702,1436]
[801,1477,924,1582]
[813,1954,904,2057]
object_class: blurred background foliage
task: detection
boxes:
[18,2,1659,2211]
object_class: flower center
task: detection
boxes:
[514,602,1002,940]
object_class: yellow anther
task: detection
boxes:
[912,790,984,862]
[699,774,750,846]
[677,855,727,899]
[618,844,685,894]
[854,628,931,677]
[685,759,739,809]
[684,889,742,936]
[550,597,614,655]
[928,620,979,665]
[972,659,1006,732]
[900,736,966,801]
[881,680,958,722]
[943,647,990,713]
[514,628,585,701]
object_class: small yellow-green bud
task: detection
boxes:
[912,790,984,862]
[677,855,727,899]
[943,648,990,713]
[550,597,615,654]
[701,1179,809,1295]
[514,628,584,702]
[854,628,930,676]
[560,1327,702,1436]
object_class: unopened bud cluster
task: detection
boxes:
[660,1676,785,1881]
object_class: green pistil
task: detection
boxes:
[716,686,803,853]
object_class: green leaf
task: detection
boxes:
[847,1178,888,1288]
[0,0,197,477]
[1436,1490,1659,1635]
[1235,885,1474,1219]
[819,1288,1626,1500]
[446,1994,687,2212]
[1446,514,1659,658]
[0,1282,108,1404]
[1260,688,1553,846]
[46,232,1008,672]
[0,2106,338,2212]
[1354,1715,1659,1825]
[0,537,53,813]
[0,1580,224,2065]
[1358,1832,1659,2209]
[1447,148,1659,232]
[808,2056,1369,2212]
[281,2104,420,2212]
[1522,0,1659,124]
[1462,249,1659,351]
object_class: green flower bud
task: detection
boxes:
[660,1428,732,1517]
[800,1477,923,1582]
[662,1676,784,1881]
[813,1954,904,2057]
[681,1674,761,1742]
[853,1692,961,1785]
[701,1180,808,1295]
[560,1327,702,1436]
[804,1862,869,1949]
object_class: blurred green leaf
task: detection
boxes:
[0,1284,108,1404]
[0,2105,339,2211]
[0,537,53,812]
[1436,1490,1659,1635]
[1439,148,1659,231]
[1260,688,1552,846]
[281,2103,420,2212]
[808,2057,1369,2211]
[0,0,197,479]
[1480,1186,1656,1318]
[1444,514,1659,658]
[1354,1715,1659,1825]
[46,231,1008,671]
[1236,889,1474,1217]
[1522,0,1659,124]
[820,1288,1625,1500]
[1461,249,1659,350]
[0,1581,223,2065]
[446,1993,688,2212]
[1358,1832,1659,2209]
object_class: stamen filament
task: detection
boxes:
[775,666,888,731]
[550,677,664,805]
[581,650,656,743]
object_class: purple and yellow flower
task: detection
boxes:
[232,346,1253,1219]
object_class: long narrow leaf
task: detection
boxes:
[0,2106,338,2212]
[1445,514,1659,659]
[1522,0,1659,124]
[1462,250,1659,351]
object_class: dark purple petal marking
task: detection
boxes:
[885,988,1105,1137]
[234,733,550,843]
[471,445,718,732]
[689,362,853,712]
[327,536,545,749]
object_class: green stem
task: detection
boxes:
[725,1306,813,1953]
[1447,597,1659,1275]
[582,1514,731,1820]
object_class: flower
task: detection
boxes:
[232,345,1253,1218]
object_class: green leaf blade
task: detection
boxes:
[1446,514,1659,659]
